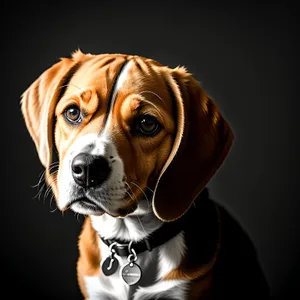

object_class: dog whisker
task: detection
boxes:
[44,187,53,202]
[48,161,60,168]
[124,182,138,202]
[31,171,46,188]
[76,213,81,222]
[139,90,167,108]
[48,193,58,214]
[135,96,165,121]
[73,212,81,222]
[49,193,56,208]
[47,168,59,179]
[49,83,86,104]
[48,164,59,173]
[44,176,58,201]
[136,215,149,239]
[33,182,46,201]
[127,201,149,239]
[33,164,60,201]
[32,170,47,198]
[125,190,136,203]
[123,183,150,238]
[50,207,58,213]
[145,186,154,193]
[129,181,152,209]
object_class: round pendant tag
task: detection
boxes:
[121,262,142,285]
[101,257,119,276]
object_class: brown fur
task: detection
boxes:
[77,217,101,297]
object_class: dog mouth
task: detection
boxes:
[68,197,105,215]
[65,183,152,218]
[67,196,135,217]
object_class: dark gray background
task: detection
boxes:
[3,1,298,299]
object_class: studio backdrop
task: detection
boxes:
[3,1,298,299]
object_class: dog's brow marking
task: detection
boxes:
[98,56,117,68]
[103,60,132,132]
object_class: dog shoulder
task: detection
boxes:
[213,203,271,298]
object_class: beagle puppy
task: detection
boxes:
[21,51,270,299]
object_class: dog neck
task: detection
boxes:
[90,188,211,243]
[90,199,162,242]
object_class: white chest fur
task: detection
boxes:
[84,213,188,300]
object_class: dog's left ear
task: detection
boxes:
[21,55,83,168]
[153,66,234,222]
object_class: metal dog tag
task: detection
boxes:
[101,257,119,276]
[121,262,142,285]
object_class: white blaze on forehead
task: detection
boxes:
[104,60,133,132]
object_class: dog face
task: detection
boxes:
[21,50,234,221]
[53,56,175,217]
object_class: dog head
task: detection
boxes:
[21,50,234,222]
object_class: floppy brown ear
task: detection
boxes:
[152,67,234,222]
[21,55,82,168]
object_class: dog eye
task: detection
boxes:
[64,105,82,124]
[138,115,161,136]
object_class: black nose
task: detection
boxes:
[71,153,111,188]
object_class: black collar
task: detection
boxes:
[100,188,210,257]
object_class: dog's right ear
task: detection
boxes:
[20,53,84,168]
[152,66,234,222]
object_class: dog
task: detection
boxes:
[21,50,270,299]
